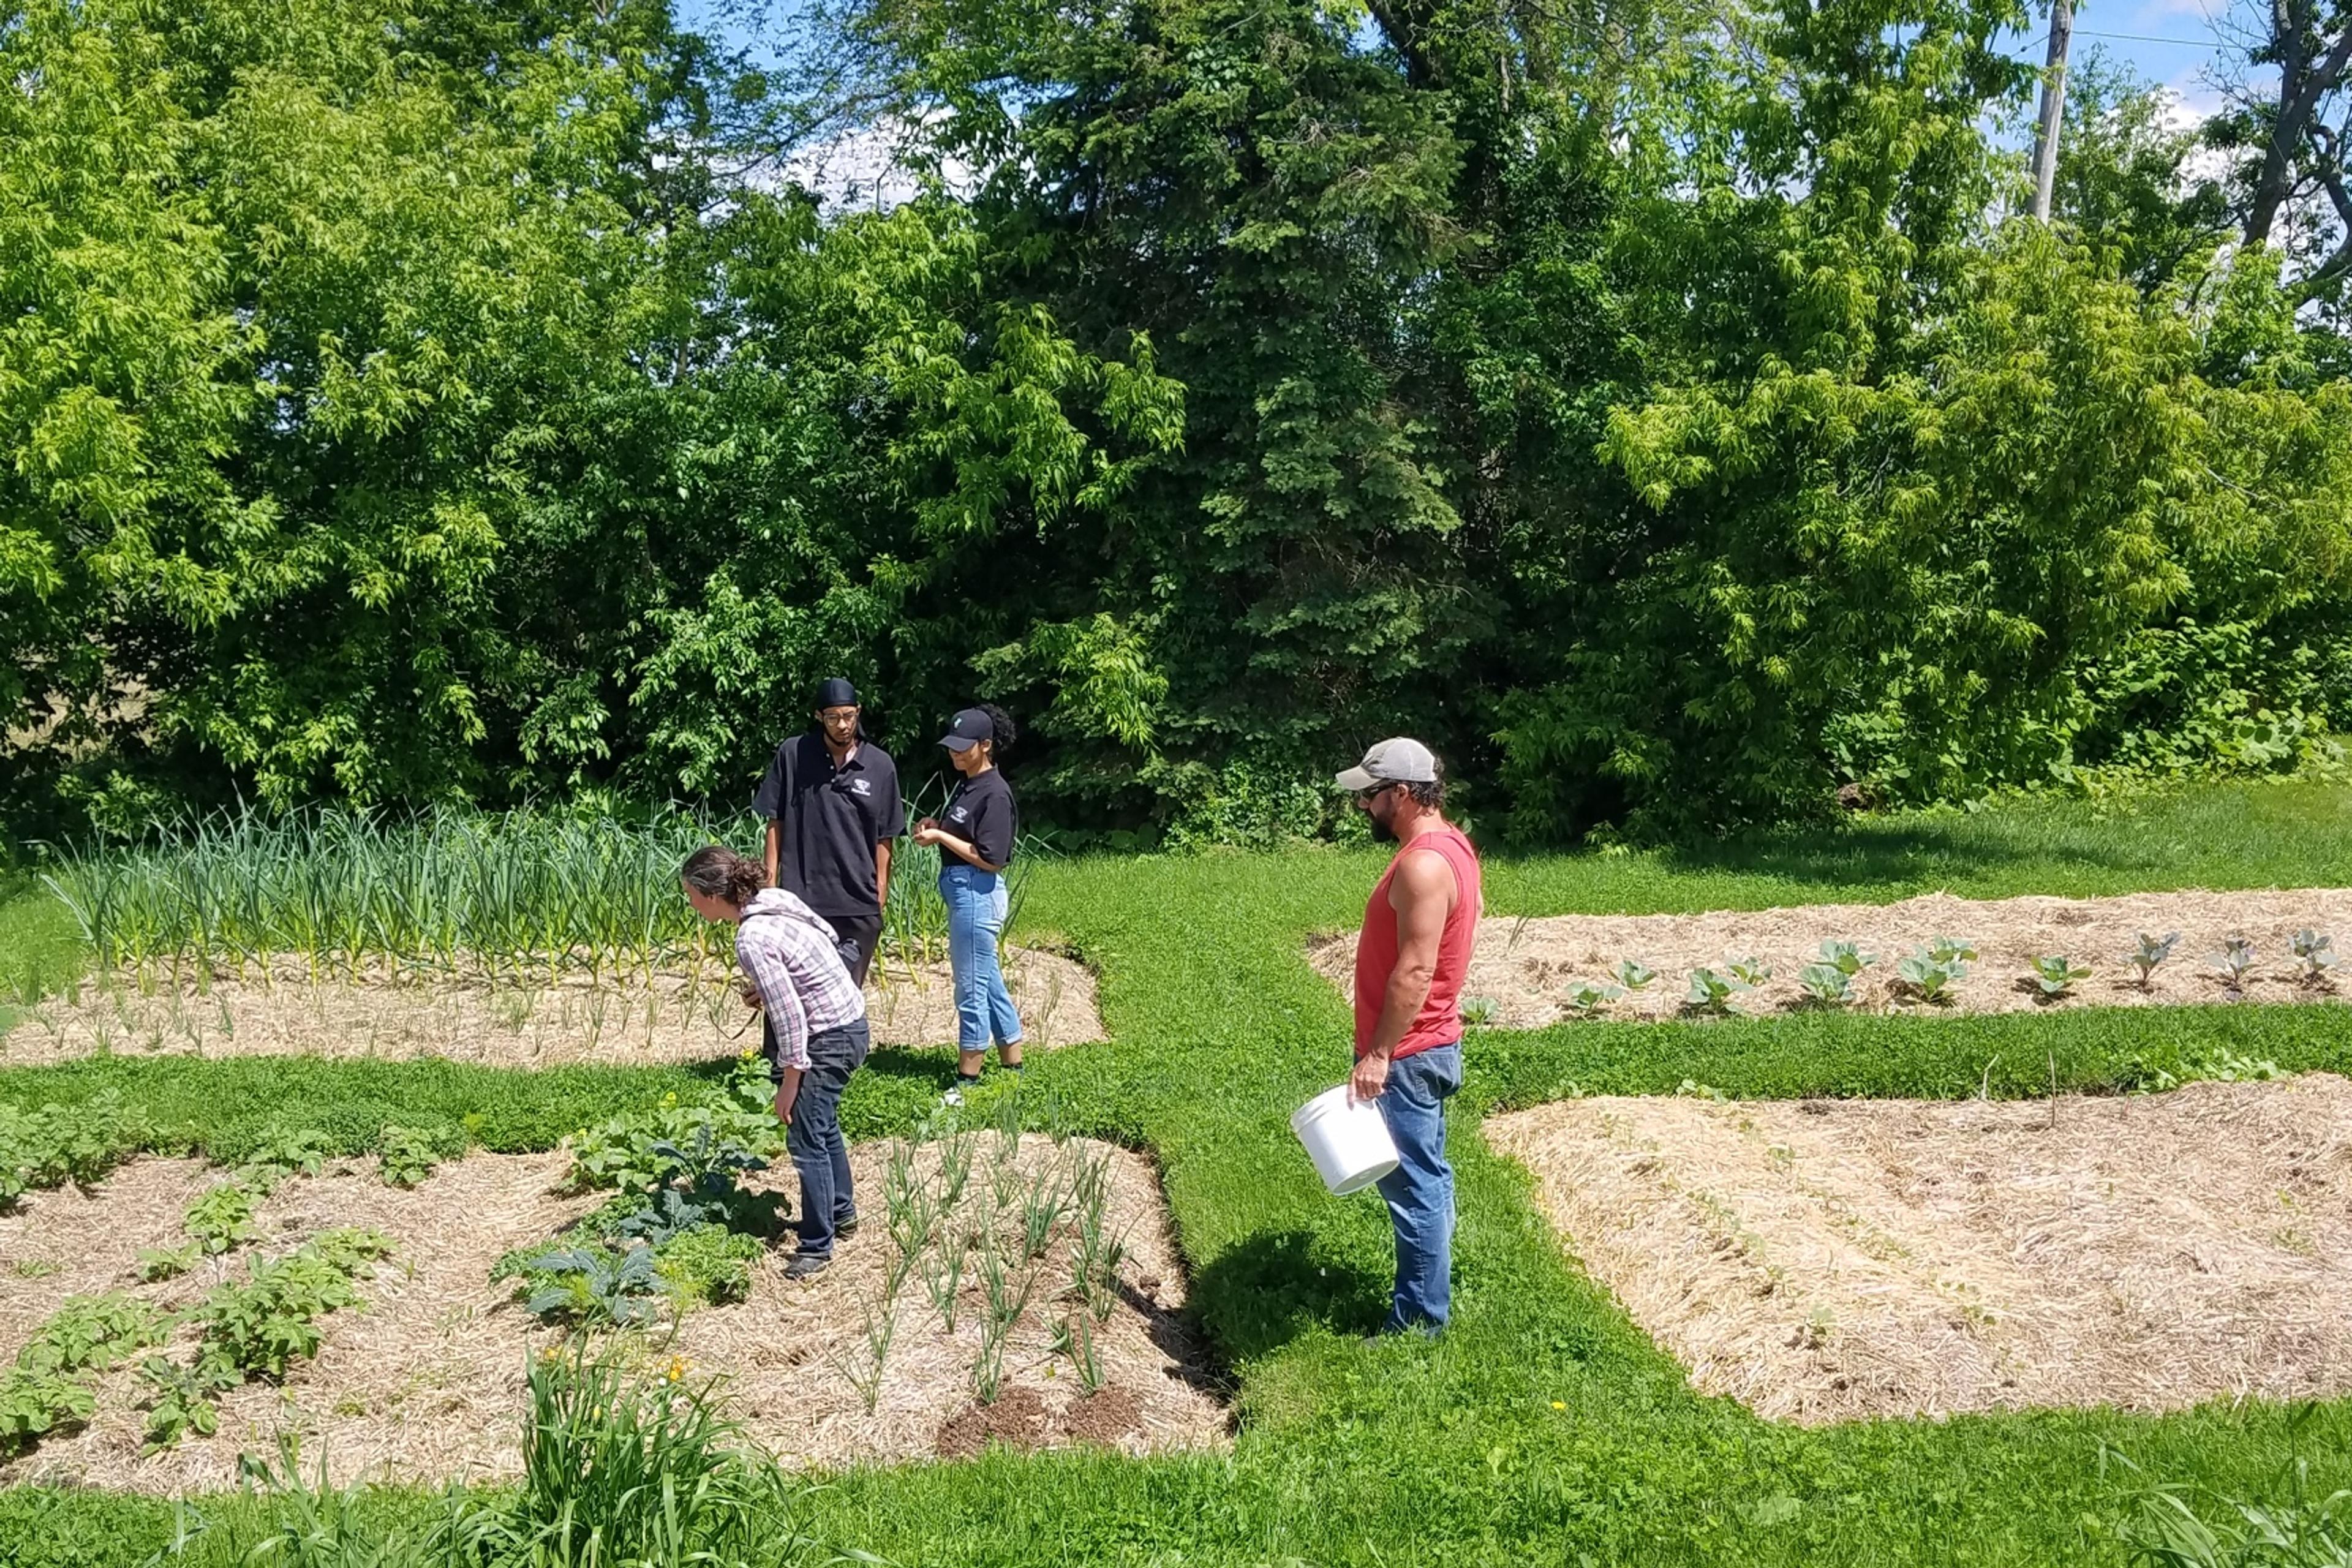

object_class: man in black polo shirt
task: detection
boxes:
[752,677,905,986]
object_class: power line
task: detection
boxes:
[2071,28,2217,47]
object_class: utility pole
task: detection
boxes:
[2029,0,2075,222]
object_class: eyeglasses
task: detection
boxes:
[1354,783,1396,805]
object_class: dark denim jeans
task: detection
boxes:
[1371,1042,1462,1332]
[788,1017,870,1258]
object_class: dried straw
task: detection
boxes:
[1488,1074,2352,1422]
[2,948,1102,1069]
[0,1137,1223,1494]
[1314,887,2352,1026]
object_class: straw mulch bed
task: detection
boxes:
[1488,1074,2352,1423]
[1311,888,2352,1026]
[0,1137,1223,1493]
[0,946,1102,1068]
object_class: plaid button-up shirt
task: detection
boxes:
[736,888,866,1071]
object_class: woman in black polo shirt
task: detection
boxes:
[914,703,1021,1099]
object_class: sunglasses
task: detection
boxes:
[1353,783,1398,805]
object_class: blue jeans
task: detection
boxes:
[788,1019,869,1257]
[1372,1043,1461,1333]
[940,863,1022,1054]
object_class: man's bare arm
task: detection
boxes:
[875,839,894,911]
[1351,850,1457,1101]
[764,819,783,887]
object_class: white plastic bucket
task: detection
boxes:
[1291,1085,1401,1196]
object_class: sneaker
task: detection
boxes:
[784,1251,831,1281]
[941,1086,965,1107]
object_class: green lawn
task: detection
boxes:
[8,777,2352,1565]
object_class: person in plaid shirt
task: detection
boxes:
[681,844,869,1279]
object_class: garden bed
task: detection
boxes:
[1487,1073,2352,1423]
[0,1136,1221,1491]
[0,947,1103,1067]
[1311,888,2352,1025]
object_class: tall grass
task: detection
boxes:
[150,1347,826,1568]
[35,801,1035,986]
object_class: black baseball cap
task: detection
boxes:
[814,677,858,710]
[940,707,993,751]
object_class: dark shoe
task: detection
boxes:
[784,1251,832,1280]
[835,1213,861,1240]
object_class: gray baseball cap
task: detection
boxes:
[1335,737,1438,791]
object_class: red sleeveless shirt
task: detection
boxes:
[1352,824,1482,1060]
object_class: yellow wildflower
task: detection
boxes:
[1550,1401,1565,1411]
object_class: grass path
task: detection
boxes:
[9,778,2352,1563]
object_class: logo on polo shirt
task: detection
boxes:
[850,778,872,796]
[949,806,968,823]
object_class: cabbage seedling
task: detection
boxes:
[1896,950,1964,1003]
[1685,967,1743,1014]
[2125,931,2179,989]
[2293,929,2336,984]
[2211,937,2257,989]
[1563,981,1624,1017]
[1459,995,1501,1027]
[1612,960,1657,993]
[1926,936,1979,967]
[2027,955,2089,998]
[1815,940,1875,977]
[1726,956,1771,989]
[1798,963,1855,1005]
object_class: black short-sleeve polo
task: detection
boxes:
[942,769,1017,870]
[750,734,906,918]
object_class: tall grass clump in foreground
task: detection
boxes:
[35,804,1034,986]
[151,1346,827,1567]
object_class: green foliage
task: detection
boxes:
[518,1245,667,1329]
[0,1370,94,1455]
[3,1294,169,1455]
[0,1091,146,1207]
[1611,960,1658,993]
[2119,1046,2285,1093]
[1683,967,1744,1015]
[138,1227,393,1449]
[2132,930,2184,986]
[2029,955,2093,997]
[377,1123,463,1189]
[654,1227,763,1310]
[17,1295,169,1381]
[1562,981,1624,1017]
[1896,949,1969,1003]
[565,1066,781,1199]
[2293,929,2338,984]
[1815,941,1876,978]
[2117,1454,2352,1566]
[1796,963,1856,1006]
[2215,937,2261,988]
[182,1177,264,1256]
[187,1230,394,1381]
[1458,995,1501,1027]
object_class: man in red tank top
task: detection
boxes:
[1336,737,1481,1335]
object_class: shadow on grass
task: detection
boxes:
[1188,1229,1389,1362]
